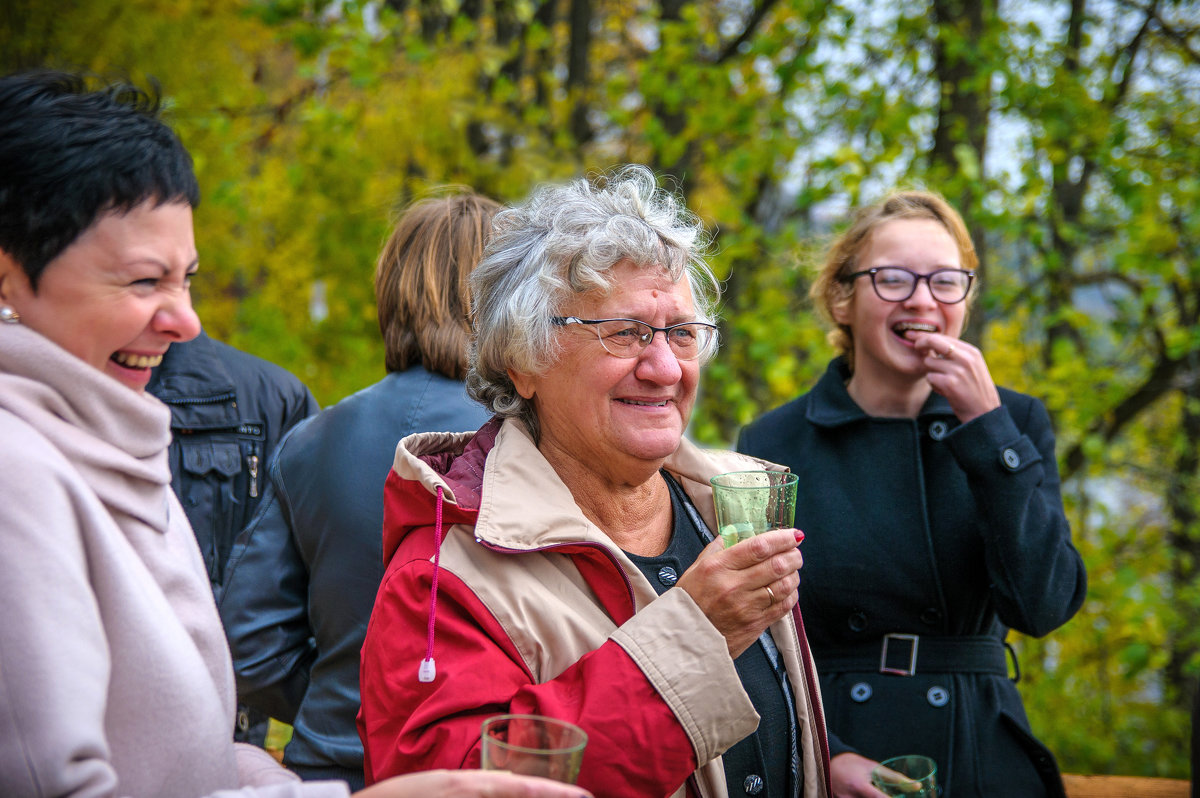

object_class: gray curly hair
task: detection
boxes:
[466,164,720,442]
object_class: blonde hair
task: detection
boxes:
[375,192,501,379]
[810,190,979,369]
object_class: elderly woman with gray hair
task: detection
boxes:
[357,166,832,797]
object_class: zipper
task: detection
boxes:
[248,453,259,498]
[163,391,237,406]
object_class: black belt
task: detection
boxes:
[817,634,1014,678]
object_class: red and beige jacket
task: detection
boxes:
[357,417,831,797]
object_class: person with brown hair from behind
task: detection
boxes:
[219,192,498,788]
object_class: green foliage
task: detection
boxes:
[4,0,1198,779]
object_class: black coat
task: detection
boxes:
[737,358,1086,798]
[148,331,318,594]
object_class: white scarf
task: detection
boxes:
[0,322,173,533]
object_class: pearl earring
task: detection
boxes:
[0,306,19,324]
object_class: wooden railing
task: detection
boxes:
[1062,774,1190,798]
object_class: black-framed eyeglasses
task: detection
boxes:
[550,316,718,360]
[841,266,975,304]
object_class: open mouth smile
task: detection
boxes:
[892,321,938,341]
[111,352,163,370]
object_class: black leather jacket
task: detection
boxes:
[148,331,318,596]
[219,366,490,775]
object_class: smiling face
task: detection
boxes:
[509,259,700,488]
[834,217,965,395]
[0,201,202,392]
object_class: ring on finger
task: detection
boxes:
[764,585,776,605]
[944,344,957,358]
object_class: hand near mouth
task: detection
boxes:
[910,332,1001,423]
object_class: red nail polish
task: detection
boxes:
[794,530,805,543]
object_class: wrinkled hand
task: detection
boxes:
[910,332,1001,423]
[676,527,804,659]
[356,769,594,798]
[831,752,889,798]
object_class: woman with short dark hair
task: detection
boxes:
[0,70,586,798]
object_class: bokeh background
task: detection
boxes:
[3,0,1197,779]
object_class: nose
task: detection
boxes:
[635,330,683,383]
[903,276,939,307]
[155,290,202,343]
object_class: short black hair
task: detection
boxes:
[0,71,200,289]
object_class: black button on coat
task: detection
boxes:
[737,357,1086,798]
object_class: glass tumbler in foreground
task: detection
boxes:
[710,470,799,548]
[870,754,939,797]
[480,714,588,784]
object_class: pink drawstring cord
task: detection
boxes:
[418,485,445,683]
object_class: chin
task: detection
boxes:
[624,432,684,463]
[106,366,150,393]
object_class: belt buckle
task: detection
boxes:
[880,633,919,676]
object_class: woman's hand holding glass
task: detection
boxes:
[830,752,892,798]
[910,332,1001,423]
[676,527,804,659]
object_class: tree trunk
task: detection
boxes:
[568,0,593,145]
[930,0,994,349]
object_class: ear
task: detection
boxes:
[0,249,31,305]
[507,368,538,401]
[830,292,854,327]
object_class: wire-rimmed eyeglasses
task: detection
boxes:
[842,266,975,304]
[550,316,718,360]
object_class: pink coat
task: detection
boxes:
[0,323,347,798]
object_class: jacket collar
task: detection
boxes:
[146,330,244,429]
[806,356,956,428]
[147,330,237,401]
[393,417,782,553]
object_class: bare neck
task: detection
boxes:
[541,447,674,557]
[845,371,932,419]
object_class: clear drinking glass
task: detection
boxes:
[710,470,799,548]
[480,714,588,784]
[870,754,939,797]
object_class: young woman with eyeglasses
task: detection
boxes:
[737,191,1086,798]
